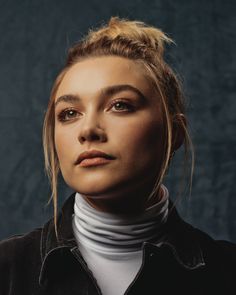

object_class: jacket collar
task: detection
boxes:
[39,192,206,286]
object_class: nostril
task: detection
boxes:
[90,133,101,140]
[78,129,107,143]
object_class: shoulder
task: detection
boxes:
[0,228,42,265]
[0,228,43,293]
[189,224,236,270]
[192,224,236,255]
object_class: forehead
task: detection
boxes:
[55,56,155,101]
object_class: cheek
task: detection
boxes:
[54,127,75,164]
[115,118,164,165]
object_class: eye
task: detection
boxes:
[109,99,135,112]
[57,108,80,122]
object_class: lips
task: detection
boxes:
[75,150,116,165]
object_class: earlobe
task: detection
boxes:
[172,113,186,152]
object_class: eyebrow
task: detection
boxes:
[54,84,147,107]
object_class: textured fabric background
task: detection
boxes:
[0,0,235,242]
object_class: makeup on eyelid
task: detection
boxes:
[55,97,142,122]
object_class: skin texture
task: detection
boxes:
[54,56,169,214]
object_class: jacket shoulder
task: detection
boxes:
[211,239,236,263]
[0,228,42,264]
[0,229,43,293]
[190,225,236,269]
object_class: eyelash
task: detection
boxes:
[56,99,135,122]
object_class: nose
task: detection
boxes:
[78,112,107,144]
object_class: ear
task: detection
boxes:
[172,113,186,152]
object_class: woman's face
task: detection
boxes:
[54,56,165,199]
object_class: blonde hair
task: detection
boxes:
[43,16,194,239]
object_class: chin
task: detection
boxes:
[64,169,148,197]
[67,176,122,197]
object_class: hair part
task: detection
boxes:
[42,16,194,239]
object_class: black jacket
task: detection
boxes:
[0,192,235,295]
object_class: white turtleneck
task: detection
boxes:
[72,184,169,295]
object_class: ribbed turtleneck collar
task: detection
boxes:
[72,184,169,255]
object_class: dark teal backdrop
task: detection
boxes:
[0,0,235,242]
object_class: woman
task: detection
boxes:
[0,16,235,295]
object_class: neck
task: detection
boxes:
[80,180,163,215]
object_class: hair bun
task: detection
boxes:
[92,16,174,57]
